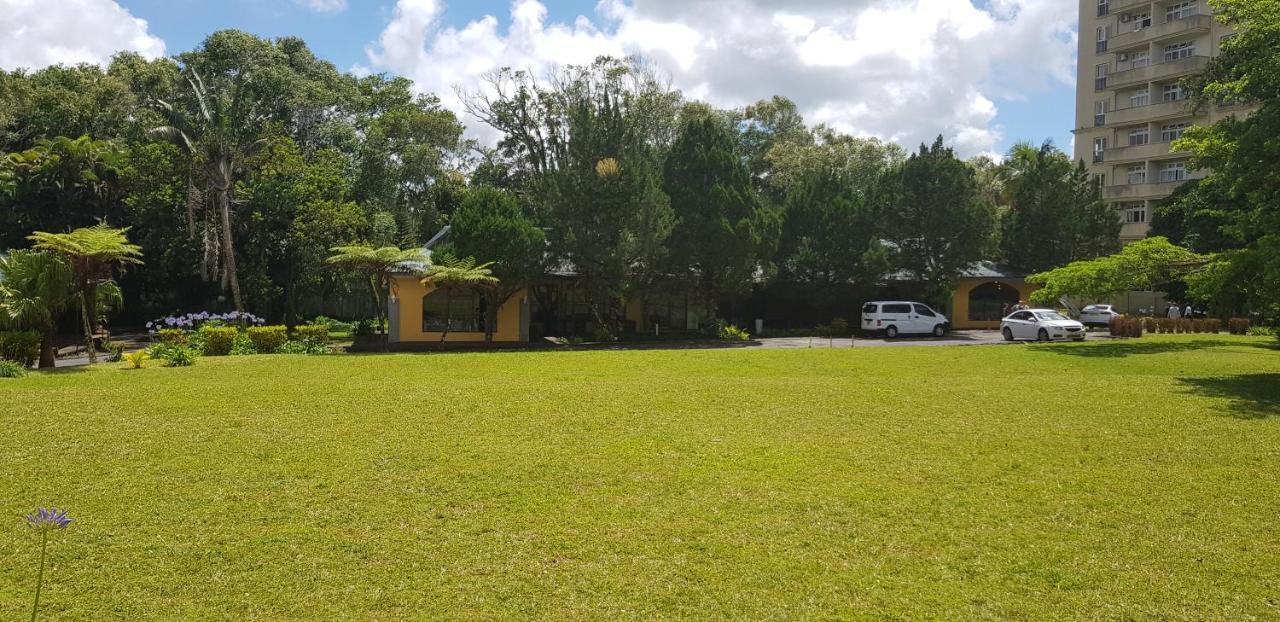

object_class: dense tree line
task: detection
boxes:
[2,32,1124,336]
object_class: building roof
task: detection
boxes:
[885,261,1029,283]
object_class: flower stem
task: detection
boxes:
[30,531,47,622]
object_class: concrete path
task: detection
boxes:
[755,330,1010,349]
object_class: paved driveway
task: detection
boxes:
[756,330,1010,349]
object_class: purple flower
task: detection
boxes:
[24,508,72,532]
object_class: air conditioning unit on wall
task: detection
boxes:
[1121,14,1132,22]
[1119,52,1130,61]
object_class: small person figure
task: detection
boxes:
[1183,303,1194,319]
[1167,304,1182,320]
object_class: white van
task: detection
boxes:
[861,301,949,338]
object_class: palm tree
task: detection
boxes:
[0,251,76,368]
[28,225,142,364]
[150,70,266,312]
[327,245,427,347]
[421,255,499,343]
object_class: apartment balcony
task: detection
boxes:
[1104,177,1204,200]
[1108,56,1210,90]
[1109,0,1154,12]
[1120,221,1152,241]
[1106,98,1199,125]
[1105,140,1190,164]
[1111,14,1213,49]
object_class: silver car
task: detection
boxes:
[1002,309,1087,342]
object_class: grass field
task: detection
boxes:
[2,335,1279,620]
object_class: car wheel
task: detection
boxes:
[1037,328,1049,342]
[885,325,898,339]
[932,324,946,337]
[1002,327,1014,341]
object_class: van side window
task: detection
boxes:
[913,304,936,317]
[862,303,878,314]
[883,304,912,314]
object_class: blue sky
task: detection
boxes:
[3,0,1079,158]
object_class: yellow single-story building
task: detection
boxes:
[948,263,1040,330]
[387,276,531,344]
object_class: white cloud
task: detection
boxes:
[0,0,166,71]
[295,0,348,12]
[365,0,1077,157]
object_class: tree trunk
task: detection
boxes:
[39,327,57,369]
[80,282,97,365]
[218,184,244,312]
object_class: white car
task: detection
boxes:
[1001,309,1087,342]
[1078,304,1120,327]
[861,301,950,338]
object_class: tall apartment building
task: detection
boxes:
[1073,0,1240,243]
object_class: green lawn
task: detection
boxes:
[2,336,1279,620]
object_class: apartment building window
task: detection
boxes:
[1096,26,1111,53]
[1130,88,1150,108]
[1159,162,1187,182]
[1166,1,1198,21]
[1095,64,1109,91]
[1095,101,1108,126]
[1093,173,1107,187]
[1128,164,1147,185]
[1162,84,1188,101]
[1098,0,1110,16]
[1125,50,1151,69]
[1161,122,1191,142]
[1129,127,1150,146]
[1164,41,1196,61]
[1093,138,1107,163]
[1125,11,1152,31]
[1122,203,1148,224]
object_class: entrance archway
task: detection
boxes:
[968,282,1020,322]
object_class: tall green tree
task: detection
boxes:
[882,136,997,308]
[998,141,1118,272]
[663,109,777,317]
[1173,0,1280,319]
[0,136,126,250]
[0,250,76,368]
[28,225,142,364]
[444,186,546,343]
[779,167,889,320]
[1027,237,1207,306]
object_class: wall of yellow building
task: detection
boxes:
[950,279,1040,330]
[391,276,527,343]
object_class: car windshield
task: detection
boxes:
[1035,311,1070,322]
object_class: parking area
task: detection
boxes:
[757,330,1012,349]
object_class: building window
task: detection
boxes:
[1163,41,1196,61]
[1095,63,1108,91]
[422,289,486,333]
[1122,203,1148,224]
[1121,50,1151,71]
[1166,1,1198,21]
[1159,161,1187,182]
[1093,173,1107,187]
[1093,137,1107,163]
[1129,127,1150,146]
[1128,164,1147,185]
[1098,0,1110,16]
[1094,101,1108,126]
[1161,122,1191,142]
[1162,84,1188,101]
[1130,88,1150,108]
[1096,26,1110,53]
[1127,11,1152,31]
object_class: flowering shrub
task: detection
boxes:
[146,310,266,333]
[0,330,41,366]
[154,328,189,345]
[198,326,238,356]
[247,326,287,353]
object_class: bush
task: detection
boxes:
[351,319,378,337]
[247,325,288,353]
[198,325,238,356]
[293,324,330,345]
[1109,316,1144,338]
[155,328,189,345]
[0,359,27,378]
[230,333,258,356]
[1227,318,1252,335]
[148,343,198,367]
[311,316,353,334]
[0,330,41,366]
[1247,325,1275,337]
[123,350,151,369]
[717,323,751,342]
[279,339,329,355]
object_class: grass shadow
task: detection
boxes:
[1178,374,1280,419]
[1032,339,1242,358]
